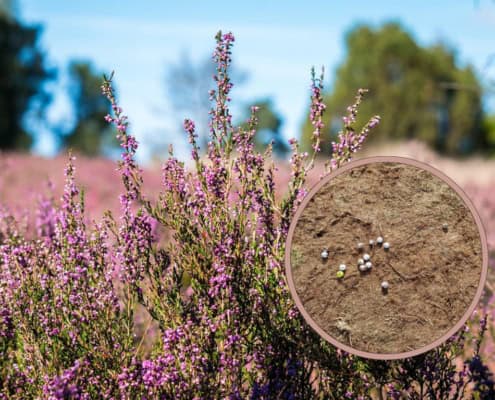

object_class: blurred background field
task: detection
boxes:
[1,0,495,372]
[1,139,494,254]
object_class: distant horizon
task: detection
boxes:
[18,0,495,163]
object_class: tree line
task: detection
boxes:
[1,6,494,157]
[301,22,494,156]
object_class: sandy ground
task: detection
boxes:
[290,161,483,355]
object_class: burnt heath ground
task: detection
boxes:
[289,162,484,355]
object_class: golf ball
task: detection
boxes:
[365,261,372,270]
[363,253,371,261]
[339,264,347,272]
[381,281,389,290]
[321,250,329,259]
[383,242,390,251]
[377,236,384,245]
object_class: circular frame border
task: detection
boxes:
[285,156,489,360]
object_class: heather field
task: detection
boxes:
[1,32,495,398]
[1,143,495,363]
[2,141,493,248]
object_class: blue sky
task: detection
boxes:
[19,0,495,162]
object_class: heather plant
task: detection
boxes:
[0,30,494,399]
[0,160,135,398]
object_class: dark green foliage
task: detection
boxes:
[301,22,489,156]
[483,113,495,155]
[0,13,54,150]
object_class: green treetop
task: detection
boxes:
[301,22,488,156]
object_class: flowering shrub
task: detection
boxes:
[1,31,494,399]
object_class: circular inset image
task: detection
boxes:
[285,157,488,359]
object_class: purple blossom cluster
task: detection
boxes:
[0,30,493,399]
[309,67,326,154]
[0,153,132,398]
[327,89,381,172]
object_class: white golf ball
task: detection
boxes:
[359,264,367,272]
[377,236,384,245]
[381,281,389,290]
[339,264,347,272]
[383,242,390,251]
[365,261,372,270]
[369,239,375,247]
[363,253,371,261]
[321,250,329,259]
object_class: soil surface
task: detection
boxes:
[290,162,483,354]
